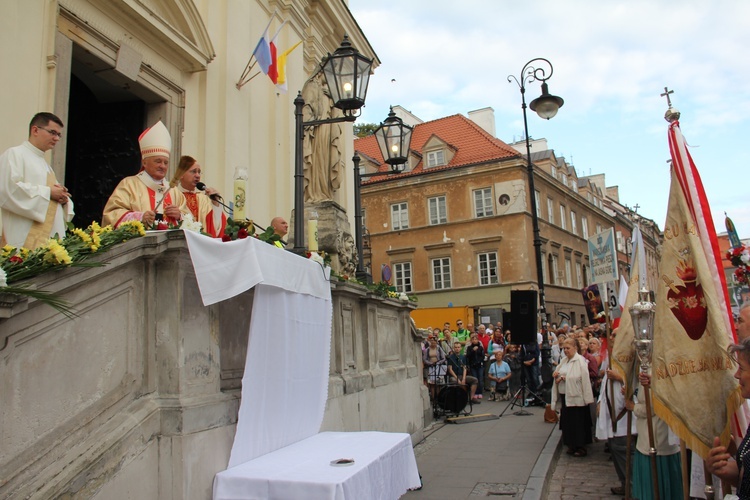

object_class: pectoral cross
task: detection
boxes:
[660,87,674,107]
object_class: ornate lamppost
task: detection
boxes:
[353,108,413,282]
[292,35,373,255]
[630,288,659,500]
[508,58,564,397]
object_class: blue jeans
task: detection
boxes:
[470,366,484,395]
[524,362,540,393]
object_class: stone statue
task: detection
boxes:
[337,232,357,277]
[302,72,343,202]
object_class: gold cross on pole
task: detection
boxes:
[660,86,674,107]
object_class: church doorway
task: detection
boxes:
[64,51,147,228]
[65,77,145,227]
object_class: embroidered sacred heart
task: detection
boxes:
[667,279,707,340]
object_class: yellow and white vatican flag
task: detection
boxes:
[650,115,743,460]
[611,225,646,398]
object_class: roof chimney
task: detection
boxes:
[468,107,496,136]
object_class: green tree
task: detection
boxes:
[353,123,378,138]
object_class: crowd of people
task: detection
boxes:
[1,113,290,249]
[421,319,607,407]
[421,319,647,495]
[422,310,750,498]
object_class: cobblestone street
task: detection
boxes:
[549,437,624,499]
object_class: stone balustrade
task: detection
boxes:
[0,231,427,499]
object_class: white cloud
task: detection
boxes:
[350,0,750,237]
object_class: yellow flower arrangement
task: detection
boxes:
[44,239,73,265]
[0,220,153,317]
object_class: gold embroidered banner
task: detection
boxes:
[650,120,742,460]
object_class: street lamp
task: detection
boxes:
[508,58,564,398]
[353,108,413,282]
[374,107,413,166]
[293,35,373,255]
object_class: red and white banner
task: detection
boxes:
[650,119,742,459]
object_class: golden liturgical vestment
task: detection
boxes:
[102,174,187,227]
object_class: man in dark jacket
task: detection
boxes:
[446,342,481,404]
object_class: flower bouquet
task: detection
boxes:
[727,244,750,286]
[221,218,283,246]
[221,218,254,241]
[1,220,147,317]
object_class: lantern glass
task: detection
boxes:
[529,82,564,120]
[322,36,373,111]
[375,109,413,167]
[629,289,656,373]
[632,311,655,341]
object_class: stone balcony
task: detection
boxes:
[0,231,428,499]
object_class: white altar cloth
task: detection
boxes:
[183,232,421,499]
[213,431,421,500]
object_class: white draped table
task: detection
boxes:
[213,431,420,500]
[182,231,421,499]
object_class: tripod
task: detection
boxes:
[499,360,545,417]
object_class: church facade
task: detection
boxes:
[0,0,370,236]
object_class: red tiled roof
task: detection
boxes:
[354,114,522,182]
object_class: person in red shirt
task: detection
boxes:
[477,324,491,351]
[477,325,492,392]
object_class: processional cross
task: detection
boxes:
[660,86,674,107]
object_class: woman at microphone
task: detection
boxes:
[170,156,227,237]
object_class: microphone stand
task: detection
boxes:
[198,190,288,246]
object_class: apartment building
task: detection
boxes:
[355,111,662,327]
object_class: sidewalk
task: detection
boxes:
[405,396,623,499]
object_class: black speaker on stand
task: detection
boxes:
[510,290,538,346]
[500,289,545,415]
[502,310,511,333]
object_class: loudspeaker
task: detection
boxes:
[502,310,512,333]
[510,290,538,345]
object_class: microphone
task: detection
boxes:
[195,182,222,201]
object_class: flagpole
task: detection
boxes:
[240,70,262,87]
[701,462,716,499]
[625,410,633,500]
[604,282,618,432]
[680,440,689,500]
[630,289,659,500]
[642,377,661,500]
[237,10,277,90]
[237,59,258,89]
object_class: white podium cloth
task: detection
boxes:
[184,231,332,465]
[184,232,420,499]
[183,230,331,305]
[227,283,332,467]
[213,431,421,500]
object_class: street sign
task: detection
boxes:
[588,228,618,285]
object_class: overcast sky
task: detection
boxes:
[348,0,750,240]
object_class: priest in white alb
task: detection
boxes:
[0,112,75,249]
[102,121,187,228]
